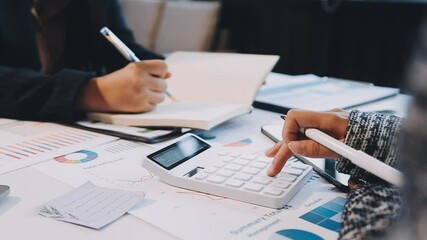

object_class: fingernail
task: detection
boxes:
[288,142,302,155]
[288,142,296,153]
[267,166,273,175]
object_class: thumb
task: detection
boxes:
[288,140,340,159]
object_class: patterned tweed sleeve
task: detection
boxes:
[335,110,402,182]
[336,110,403,239]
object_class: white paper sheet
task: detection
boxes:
[38,182,145,229]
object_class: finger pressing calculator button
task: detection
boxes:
[263,187,285,196]
[244,183,264,192]
[207,176,226,184]
[225,179,244,188]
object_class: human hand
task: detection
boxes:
[79,60,170,113]
[265,109,349,177]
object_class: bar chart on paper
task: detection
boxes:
[0,119,117,174]
[299,196,346,232]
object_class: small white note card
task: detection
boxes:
[38,182,145,229]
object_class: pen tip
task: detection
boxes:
[280,115,287,121]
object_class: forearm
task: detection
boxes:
[0,66,94,122]
[336,110,403,182]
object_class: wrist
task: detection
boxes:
[78,77,108,112]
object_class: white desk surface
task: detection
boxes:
[0,94,410,240]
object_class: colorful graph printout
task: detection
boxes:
[0,120,116,174]
[299,196,346,232]
[55,150,98,164]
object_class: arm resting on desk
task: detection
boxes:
[0,66,93,121]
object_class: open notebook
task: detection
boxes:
[88,51,279,130]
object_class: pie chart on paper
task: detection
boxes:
[54,150,98,164]
[269,229,323,240]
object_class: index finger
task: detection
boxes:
[282,110,315,144]
[283,109,346,144]
[267,142,294,176]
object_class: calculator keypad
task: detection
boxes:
[192,152,312,202]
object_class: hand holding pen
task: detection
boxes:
[265,109,403,186]
[100,27,176,101]
[79,27,174,113]
[265,109,349,176]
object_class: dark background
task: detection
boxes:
[214,0,427,89]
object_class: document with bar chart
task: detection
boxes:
[0,119,117,175]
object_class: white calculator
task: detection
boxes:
[143,133,312,208]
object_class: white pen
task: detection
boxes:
[281,115,404,187]
[100,27,177,101]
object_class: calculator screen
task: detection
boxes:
[147,135,211,170]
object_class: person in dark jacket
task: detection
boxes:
[0,0,169,122]
[265,19,427,240]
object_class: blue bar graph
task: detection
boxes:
[299,197,346,232]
